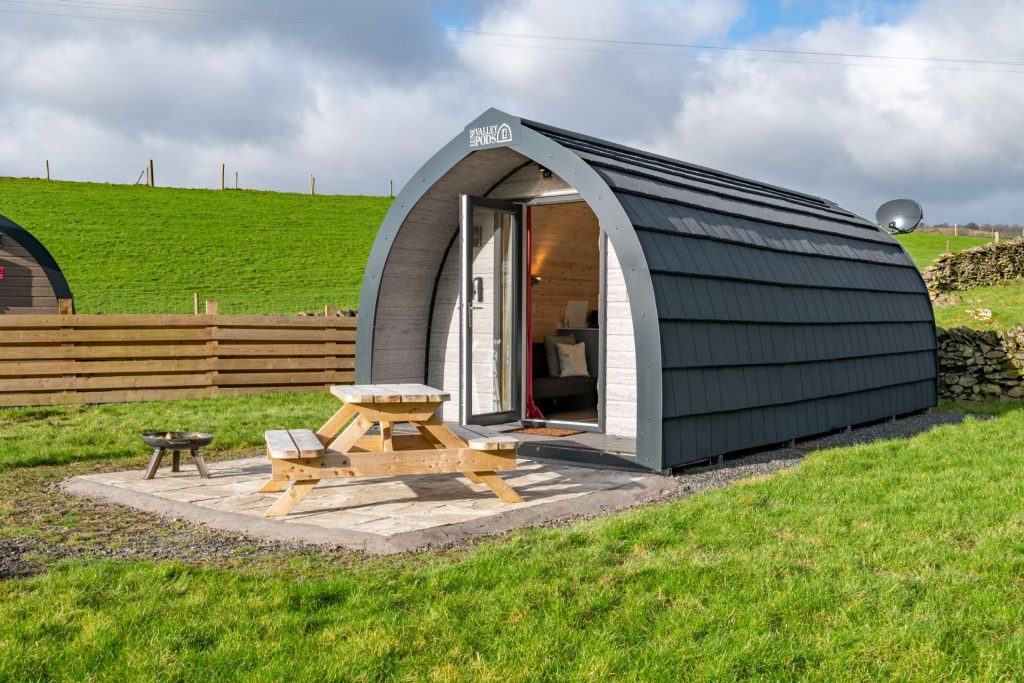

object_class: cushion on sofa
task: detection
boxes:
[557,342,589,377]
[543,333,575,377]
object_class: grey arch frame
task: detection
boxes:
[0,212,74,304]
[357,109,664,471]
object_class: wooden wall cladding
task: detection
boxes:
[0,240,59,314]
[530,202,600,341]
[0,315,356,407]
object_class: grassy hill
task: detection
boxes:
[893,232,992,270]
[0,178,390,314]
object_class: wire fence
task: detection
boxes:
[0,158,396,197]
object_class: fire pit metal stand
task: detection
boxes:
[142,432,214,479]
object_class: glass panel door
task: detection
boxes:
[461,195,522,425]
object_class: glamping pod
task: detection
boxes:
[0,213,73,314]
[357,109,937,472]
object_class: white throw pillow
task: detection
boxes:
[557,342,589,377]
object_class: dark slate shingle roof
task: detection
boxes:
[525,119,937,467]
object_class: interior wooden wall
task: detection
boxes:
[530,201,600,342]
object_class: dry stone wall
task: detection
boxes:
[923,236,1024,293]
[936,326,1024,400]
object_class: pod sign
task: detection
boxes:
[467,121,516,149]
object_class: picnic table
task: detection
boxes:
[259,384,522,517]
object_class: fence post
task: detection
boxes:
[221,163,225,190]
[995,231,1000,244]
[205,299,219,315]
[235,171,239,190]
[325,305,337,316]
[207,316,220,396]
[45,160,50,181]
[193,292,199,315]
[389,179,394,198]
[310,174,316,195]
[148,159,154,187]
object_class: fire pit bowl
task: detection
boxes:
[142,431,214,449]
[141,432,214,479]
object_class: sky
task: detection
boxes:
[0,0,1022,224]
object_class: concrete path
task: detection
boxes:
[64,457,678,554]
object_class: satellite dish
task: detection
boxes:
[876,198,923,234]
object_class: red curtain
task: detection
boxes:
[524,205,544,420]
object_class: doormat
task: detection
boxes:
[510,427,584,437]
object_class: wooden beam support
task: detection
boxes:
[270,447,516,480]
[315,403,357,443]
[264,479,320,517]
[326,414,374,453]
[470,471,525,503]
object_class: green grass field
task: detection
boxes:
[892,232,1024,328]
[931,280,1024,330]
[893,232,992,270]
[2,398,1024,679]
[0,178,390,314]
[0,393,338,470]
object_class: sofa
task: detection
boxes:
[530,342,597,410]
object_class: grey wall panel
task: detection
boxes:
[658,321,936,369]
[650,274,934,324]
[661,380,936,467]
[595,144,934,470]
[663,351,936,418]
[635,230,924,294]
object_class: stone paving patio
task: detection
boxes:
[63,456,678,554]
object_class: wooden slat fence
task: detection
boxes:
[0,315,356,407]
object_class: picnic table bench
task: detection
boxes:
[259,383,522,517]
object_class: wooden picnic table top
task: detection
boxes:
[330,383,451,404]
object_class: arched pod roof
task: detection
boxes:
[357,109,935,471]
[0,212,73,307]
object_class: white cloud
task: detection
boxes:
[662,0,1024,222]
[1,0,1023,222]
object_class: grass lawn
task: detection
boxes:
[0,392,338,469]
[0,178,390,314]
[3,398,1024,679]
[894,232,992,270]
[931,279,1024,330]
[890,233,1024,329]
